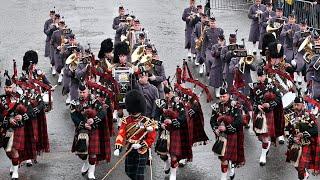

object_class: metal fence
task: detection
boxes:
[284,0,320,29]
[210,0,253,11]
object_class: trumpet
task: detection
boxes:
[195,23,209,51]
[238,54,255,74]
[298,36,314,64]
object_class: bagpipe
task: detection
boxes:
[12,60,54,112]
[175,59,213,103]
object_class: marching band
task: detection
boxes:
[0,0,320,180]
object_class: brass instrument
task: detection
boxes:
[238,54,255,74]
[298,36,314,64]
[195,23,209,51]
[131,45,146,64]
[66,53,79,71]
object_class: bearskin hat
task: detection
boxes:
[22,50,38,71]
[261,32,276,56]
[98,38,113,59]
[125,89,146,114]
[113,41,130,64]
[268,42,284,58]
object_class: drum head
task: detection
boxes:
[42,93,50,103]
[282,92,296,108]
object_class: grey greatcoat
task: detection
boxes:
[280,23,300,62]
[259,10,276,49]
[248,4,266,43]
[182,6,197,49]
[51,29,64,73]
[149,63,166,99]
[307,55,320,99]
[293,31,307,72]
[113,15,125,44]
[62,63,88,100]
[45,24,58,65]
[208,44,225,88]
[44,18,53,57]
[136,82,159,118]
[221,46,235,88]
[194,22,206,64]
[229,57,256,95]
[202,27,224,74]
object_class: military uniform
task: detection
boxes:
[259,10,276,49]
[44,18,54,57]
[210,91,244,180]
[280,23,300,62]
[50,29,64,74]
[284,97,319,179]
[114,90,157,180]
[248,3,266,43]
[182,5,197,50]
[293,31,309,72]
[148,62,166,99]
[208,43,225,88]
[154,95,192,180]
[70,88,111,180]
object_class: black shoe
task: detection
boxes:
[88,178,95,180]
[26,163,33,167]
[11,178,18,180]
[279,140,285,144]
[244,124,250,129]
[81,170,88,176]
[112,118,117,123]
[164,168,170,174]
[259,162,266,166]
[230,173,235,180]
[188,56,191,61]
[10,172,13,176]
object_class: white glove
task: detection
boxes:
[291,60,297,67]
[131,143,142,150]
[148,75,156,81]
[114,149,120,156]
[146,126,153,132]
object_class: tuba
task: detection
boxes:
[66,53,79,71]
[298,36,314,64]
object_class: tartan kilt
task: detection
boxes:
[88,129,101,155]
[253,111,276,139]
[12,127,25,151]
[19,119,37,161]
[187,106,209,145]
[36,111,50,153]
[125,150,148,180]
[169,122,193,161]
[96,117,111,162]
[300,136,319,171]
[219,133,238,162]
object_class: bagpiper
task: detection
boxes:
[154,86,192,180]
[210,87,245,180]
[114,89,157,180]
[0,74,35,180]
[284,95,319,180]
[70,84,111,180]
[250,68,283,166]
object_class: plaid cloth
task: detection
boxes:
[219,133,238,162]
[125,149,148,180]
[12,127,25,151]
[300,136,320,171]
[36,111,50,153]
[253,111,276,139]
[19,118,38,162]
[169,121,193,162]
[96,116,111,162]
[185,103,209,145]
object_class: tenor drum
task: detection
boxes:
[113,67,133,107]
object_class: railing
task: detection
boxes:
[210,0,253,11]
[284,0,320,29]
